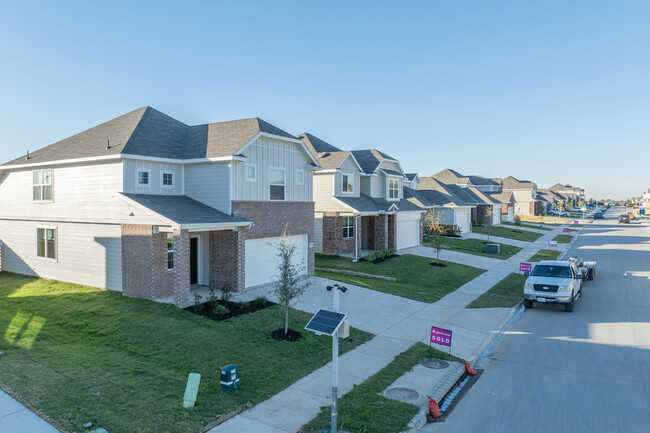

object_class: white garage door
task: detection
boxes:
[492,206,501,225]
[245,235,308,288]
[397,213,421,250]
[455,210,471,234]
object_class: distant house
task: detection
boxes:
[0,107,321,307]
[547,183,584,208]
[499,176,542,216]
[414,177,476,233]
[299,133,424,257]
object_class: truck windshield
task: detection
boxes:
[530,265,572,278]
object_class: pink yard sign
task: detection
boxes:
[549,241,558,248]
[573,220,579,224]
[564,227,570,233]
[430,326,452,347]
[520,262,532,272]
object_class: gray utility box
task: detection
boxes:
[220,364,240,392]
[484,243,500,254]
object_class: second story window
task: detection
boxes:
[246,164,256,181]
[269,167,285,200]
[342,217,354,238]
[33,169,52,201]
[137,170,150,186]
[388,178,399,199]
[162,171,173,187]
[342,174,353,193]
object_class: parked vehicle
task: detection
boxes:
[619,214,630,223]
[568,256,597,281]
[550,209,570,217]
[594,211,604,219]
[523,260,583,312]
[571,207,581,212]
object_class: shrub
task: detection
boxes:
[207,287,220,309]
[192,292,204,313]
[213,304,230,317]
[514,214,522,226]
[253,295,269,305]
[386,248,397,257]
[220,283,233,302]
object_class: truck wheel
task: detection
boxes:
[565,297,574,312]
[523,299,533,308]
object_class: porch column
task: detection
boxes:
[173,229,191,307]
[209,228,246,293]
[374,214,388,250]
[387,214,396,249]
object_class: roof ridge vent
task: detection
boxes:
[25,150,30,160]
[106,139,110,150]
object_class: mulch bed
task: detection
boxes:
[185,297,275,322]
[271,328,303,341]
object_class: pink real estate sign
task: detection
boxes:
[520,262,532,273]
[430,326,452,349]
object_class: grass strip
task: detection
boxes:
[302,343,457,433]
[0,273,372,433]
[472,225,542,242]
[528,249,562,262]
[426,237,522,260]
[467,273,527,308]
[502,221,552,231]
[552,234,574,243]
[315,254,483,303]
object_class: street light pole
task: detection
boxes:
[327,284,347,433]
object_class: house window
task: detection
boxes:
[137,170,150,186]
[246,164,256,181]
[388,178,399,199]
[36,228,56,259]
[162,171,173,187]
[33,169,52,201]
[295,169,305,185]
[342,217,354,238]
[269,168,285,200]
[167,233,174,270]
[342,174,353,193]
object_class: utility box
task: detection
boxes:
[339,318,350,339]
[484,243,500,254]
[220,364,240,392]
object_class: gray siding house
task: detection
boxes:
[0,107,320,307]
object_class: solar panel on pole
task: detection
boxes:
[304,309,347,336]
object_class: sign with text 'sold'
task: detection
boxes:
[430,326,452,347]
[564,227,570,233]
[520,262,532,273]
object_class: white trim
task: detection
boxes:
[227,163,233,215]
[245,164,257,182]
[341,173,354,194]
[136,168,151,186]
[295,169,305,185]
[386,176,400,201]
[342,216,354,239]
[268,166,286,201]
[35,226,57,261]
[160,169,174,188]
[178,222,251,231]
[335,152,363,171]
[166,232,175,271]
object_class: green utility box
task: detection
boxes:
[220,364,240,392]
[484,243,500,254]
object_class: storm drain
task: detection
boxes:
[421,358,450,369]
[384,387,419,402]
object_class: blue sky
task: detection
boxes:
[1,1,648,199]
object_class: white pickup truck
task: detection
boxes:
[523,260,583,312]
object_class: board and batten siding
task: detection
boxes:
[123,159,183,195]
[314,214,324,252]
[0,220,122,291]
[231,137,313,202]
[370,175,382,199]
[184,162,231,214]
[0,162,164,225]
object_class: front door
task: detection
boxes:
[190,237,198,285]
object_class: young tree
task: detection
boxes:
[424,209,446,265]
[272,226,310,336]
[485,207,494,243]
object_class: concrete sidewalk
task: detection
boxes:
[461,232,530,248]
[398,245,502,270]
[0,389,59,433]
[212,224,575,432]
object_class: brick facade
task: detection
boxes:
[322,212,360,257]
[172,229,190,307]
[387,214,396,249]
[121,224,156,300]
[375,214,388,250]
[232,201,315,275]
[209,228,245,292]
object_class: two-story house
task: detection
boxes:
[499,176,542,216]
[299,133,424,259]
[0,107,320,307]
[547,183,584,208]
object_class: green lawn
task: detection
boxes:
[315,254,484,303]
[0,273,372,433]
[472,225,542,242]
[528,249,562,262]
[467,273,527,308]
[425,237,522,260]
[552,234,574,243]
[303,343,457,433]
[502,221,552,231]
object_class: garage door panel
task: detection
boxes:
[397,213,421,250]
[245,235,307,288]
[456,211,471,234]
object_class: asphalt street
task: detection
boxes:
[425,207,650,433]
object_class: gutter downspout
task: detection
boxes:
[353,214,361,262]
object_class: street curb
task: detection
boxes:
[558,229,580,260]
[403,299,523,432]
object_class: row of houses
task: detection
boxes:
[0,107,583,307]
